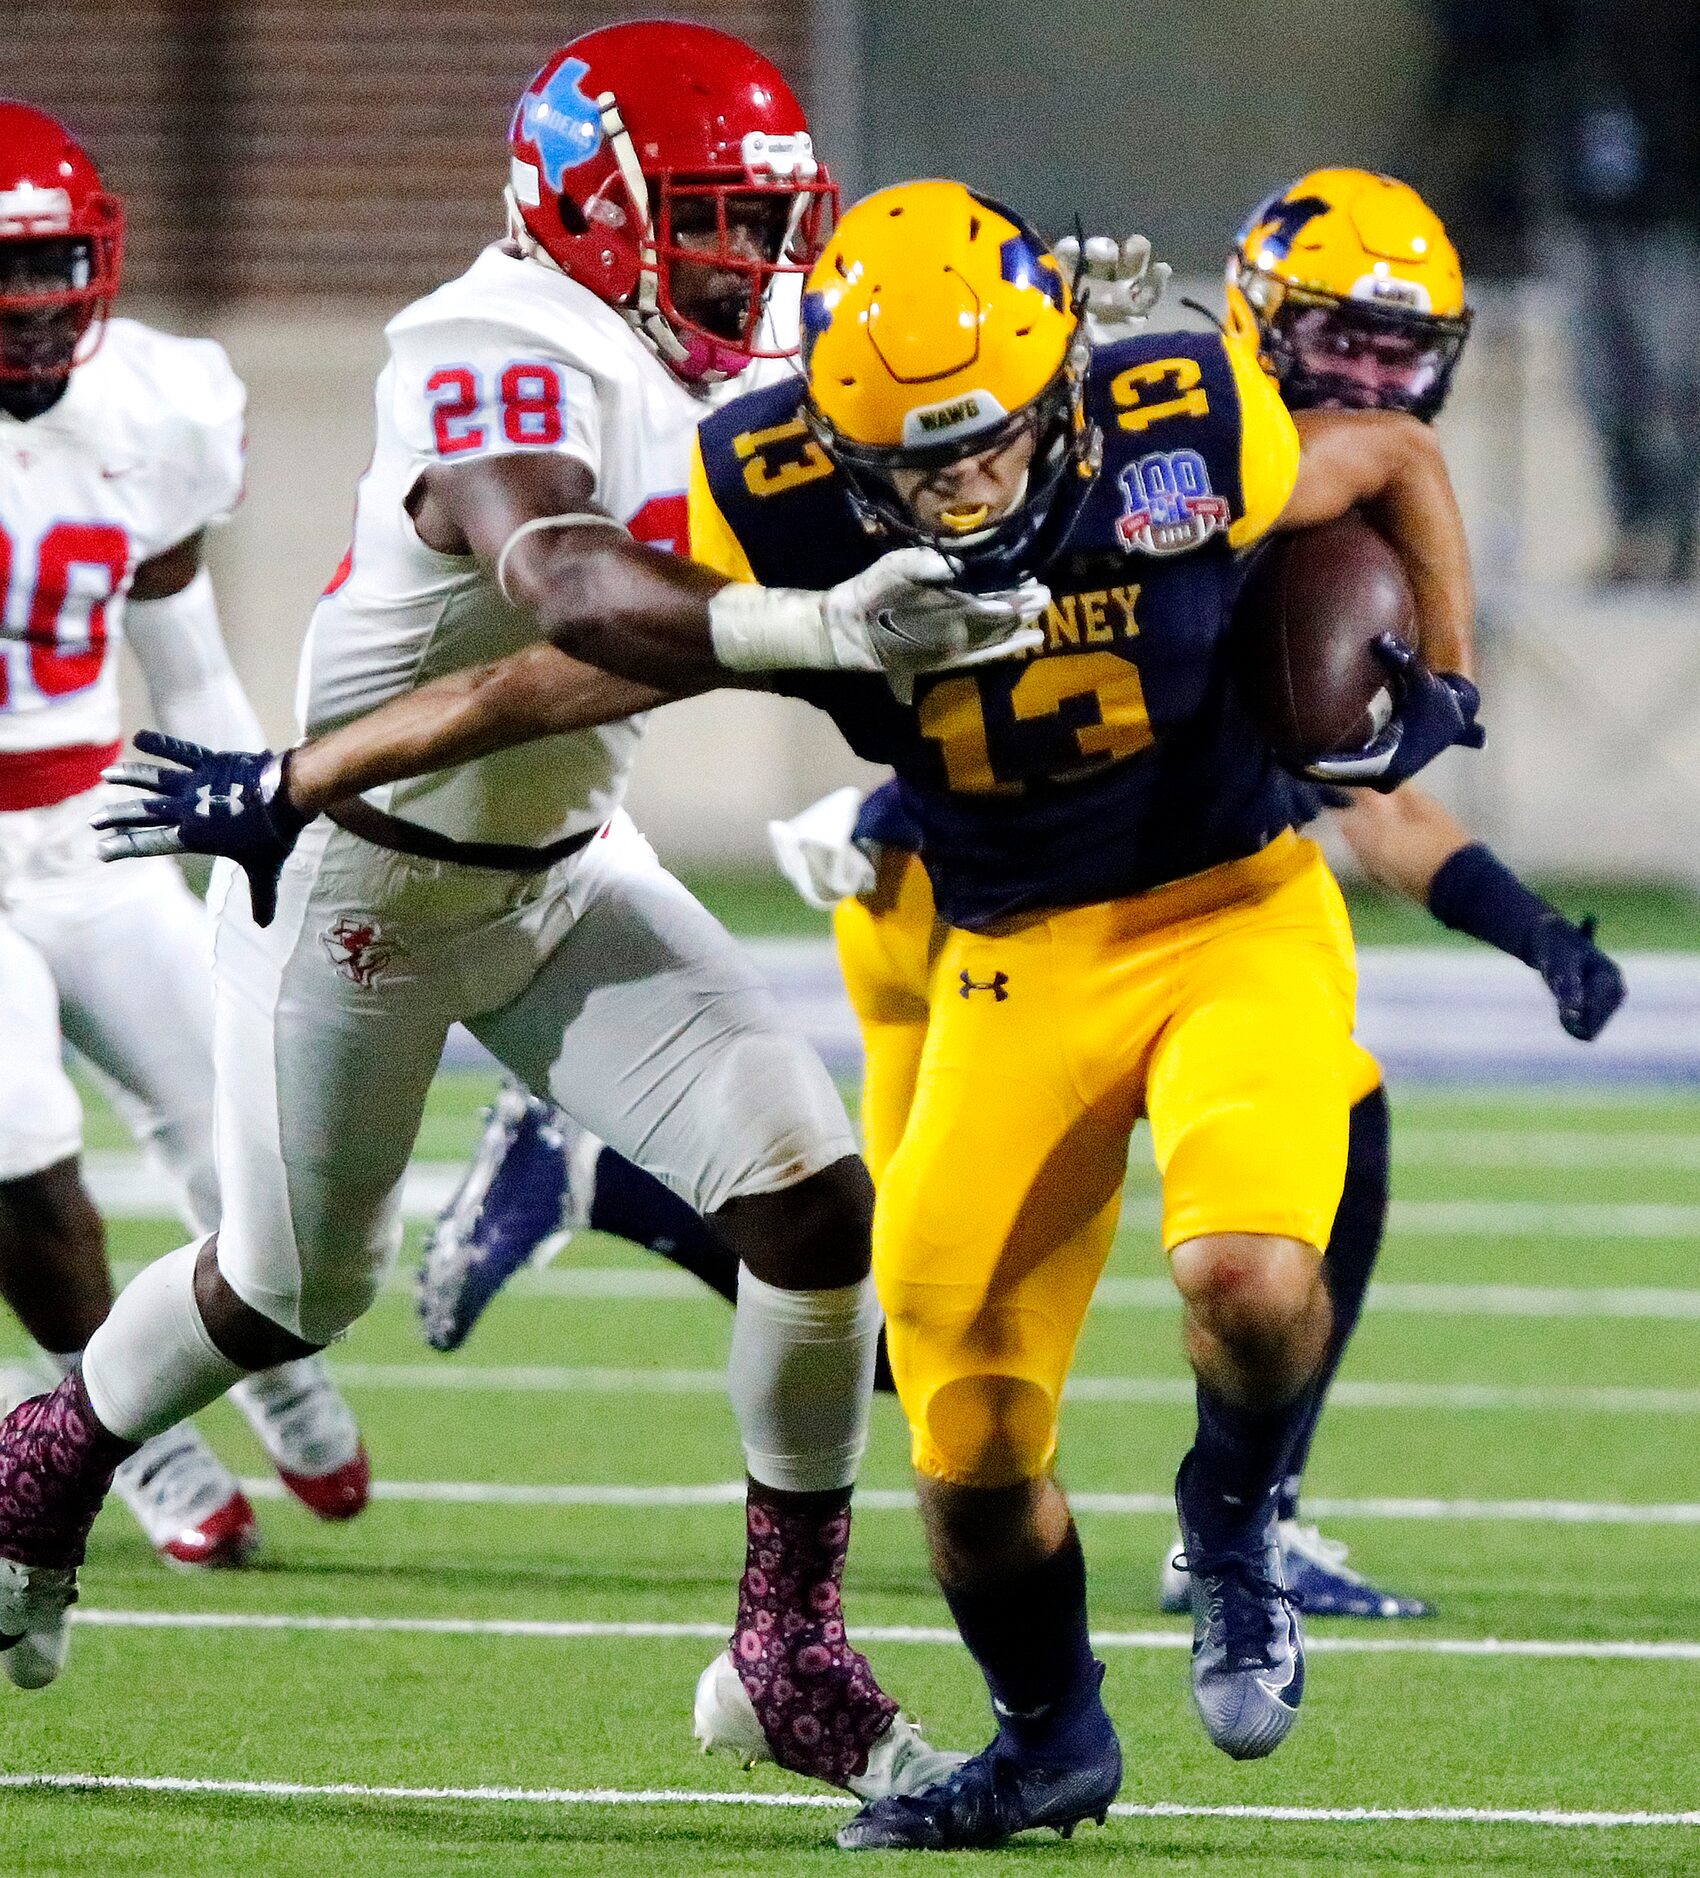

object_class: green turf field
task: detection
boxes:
[4,1074,1699,1875]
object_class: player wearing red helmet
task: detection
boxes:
[0,102,371,1682]
[14,28,1023,1797]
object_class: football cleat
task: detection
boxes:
[836,1726,1122,1851]
[0,1370,131,1690]
[0,1557,78,1690]
[1176,1461,1305,1760]
[1277,1520,1434,1619]
[0,1366,80,1687]
[230,1357,370,1520]
[694,1649,965,1801]
[1159,1523,1435,1620]
[113,1426,261,1568]
[417,1082,579,1352]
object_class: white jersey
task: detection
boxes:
[300,243,793,849]
[0,318,246,801]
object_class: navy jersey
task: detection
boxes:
[690,331,1308,929]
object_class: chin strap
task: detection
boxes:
[595,89,695,373]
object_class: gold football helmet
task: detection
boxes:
[1227,169,1471,419]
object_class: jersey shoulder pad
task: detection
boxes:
[694,378,863,586]
[383,253,608,475]
[97,319,248,541]
[1087,328,1297,552]
[387,247,632,384]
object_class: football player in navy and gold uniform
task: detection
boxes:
[679,179,1482,1845]
[120,179,1484,1847]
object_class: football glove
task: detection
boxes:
[94,731,309,928]
[1303,634,1484,792]
[1531,913,1627,1042]
[830,548,1049,678]
[1054,233,1171,343]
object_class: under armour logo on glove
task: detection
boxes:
[959,969,1009,1001]
[93,731,311,929]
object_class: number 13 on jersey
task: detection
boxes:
[917,649,1154,794]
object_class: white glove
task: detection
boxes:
[766,785,876,910]
[710,546,1047,677]
[1055,234,1171,344]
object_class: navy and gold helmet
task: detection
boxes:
[799,180,1092,570]
[1227,169,1471,421]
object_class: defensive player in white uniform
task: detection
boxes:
[2,28,1035,1792]
[0,103,369,1684]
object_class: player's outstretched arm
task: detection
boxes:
[284,644,688,815]
[410,452,1042,688]
[92,641,698,923]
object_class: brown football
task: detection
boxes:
[1234,511,1417,766]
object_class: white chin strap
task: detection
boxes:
[595,90,694,371]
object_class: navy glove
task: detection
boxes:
[93,730,310,928]
[1304,634,1485,793]
[1530,913,1627,1042]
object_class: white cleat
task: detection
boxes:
[0,1558,78,1692]
[113,1425,261,1569]
[693,1649,965,1800]
[230,1356,370,1521]
[0,1363,77,1686]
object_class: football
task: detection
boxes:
[1234,511,1417,766]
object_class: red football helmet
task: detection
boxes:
[0,102,123,386]
[506,21,836,383]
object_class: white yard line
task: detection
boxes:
[231,1476,1700,1524]
[0,1770,1694,1829]
[328,1362,1700,1417]
[63,1607,1700,1664]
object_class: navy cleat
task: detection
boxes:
[1176,1459,1305,1761]
[1278,1520,1434,1619]
[1159,1521,1434,1620]
[837,1719,1122,1851]
[418,1082,578,1351]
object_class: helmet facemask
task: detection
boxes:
[0,216,122,418]
[807,361,1089,580]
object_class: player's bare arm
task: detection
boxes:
[412,448,1041,691]
[1331,785,1471,899]
[128,529,203,600]
[1279,407,1474,677]
[284,642,694,817]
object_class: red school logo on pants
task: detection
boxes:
[320,915,397,988]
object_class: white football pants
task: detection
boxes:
[209,811,855,1344]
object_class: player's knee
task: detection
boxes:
[713,1153,872,1291]
[1171,1233,1325,1350]
[917,1373,1056,1490]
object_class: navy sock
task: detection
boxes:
[940,1525,1108,1759]
[1427,843,1563,967]
[1185,1380,1312,1554]
[587,1146,900,1392]
[1278,1087,1391,1520]
[587,1148,741,1305]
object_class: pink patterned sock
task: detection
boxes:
[0,1371,133,1570]
[730,1483,899,1786]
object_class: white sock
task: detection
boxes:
[727,1266,880,1493]
[38,1349,79,1377]
[82,1242,245,1442]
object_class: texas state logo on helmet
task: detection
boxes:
[505,21,836,384]
[1225,168,1470,420]
[799,179,1088,568]
[0,101,124,388]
